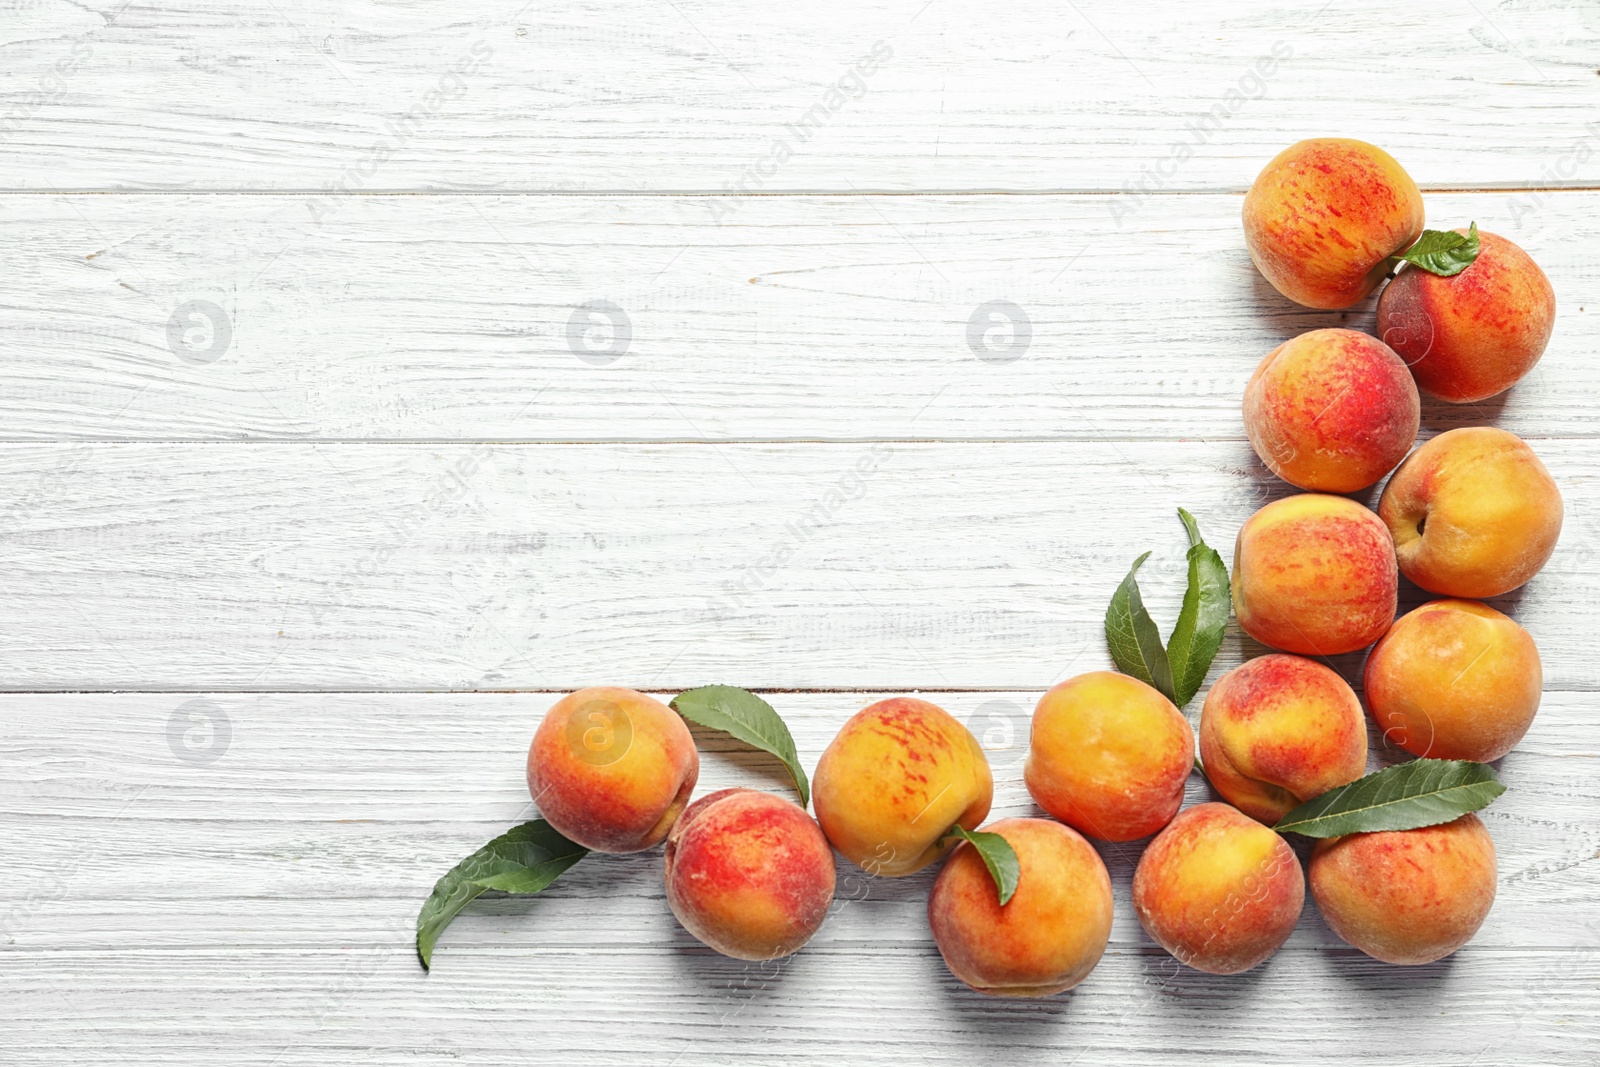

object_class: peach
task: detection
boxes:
[1363,600,1541,762]
[1199,655,1368,824]
[1232,494,1398,656]
[1243,328,1419,493]
[526,686,699,853]
[1310,813,1497,965]
[1378,427,1563,598]
[1243,138,1424,309]
[1024,671,1194,842]
[812,697,993,877]
[1133,803,1305,974]
[1377,230,1555,403]
[663,787,836,960]
[927,817,1113,996]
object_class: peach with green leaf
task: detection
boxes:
[1199,654,1369,824]
[1243,138,1424,309]
[928,818,1113,997]
[812,697,993,877]
[1378,228,1555,403]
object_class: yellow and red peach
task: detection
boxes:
[1024,671,1194,842]
[1199,655,1369,824]
[1243,328,1419,492]
[1310,813,1498,965]
[1232,494,1398,656]
[1378,427,1563,598]
[1377,230,1555,403]
[1363,599,1541,762]
[928,817,1113,996]
[1243,138,1425,309]
[526,686,699,853]
[813,697,993,877]
[663,787,836,960]
[1133,803,1305,974]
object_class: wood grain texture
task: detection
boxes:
[0,190,1595,442]
[0,0,1597,192]
[3,692,1598,1066]
[1,438,1595,692]
[6,1,1599,1061]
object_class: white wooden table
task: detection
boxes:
[4,2,1599,1063]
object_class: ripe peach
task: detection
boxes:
[1024,671,1194,842]
[928,817,1113,996]
[1310,813,1497,965]
[1378,427,1562,598]
[1133,803,1305,974]
[1363,600,1541,762]
[1232,494,1398,656]
[526,686,699,853]
[1243,328,1419,493]
[1243,138,1424,309]
[1199,655,1368,824]
[663,788,836,960]
[812,697,993,877]
[1377,230,1555,403]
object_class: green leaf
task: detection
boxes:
[945,825,1021,906]
[1166,508,1232,707]
[416,819,588,970]
[670,685,810,807]
[1273,759,1505,838]
[1105,552,1176,702]
[1391,222,1480,277]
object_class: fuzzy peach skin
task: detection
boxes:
[1024,671,1194,842]
[1199,655,1368,824]
[1310,813,1497,965]
[1232,494,1398,656]
[1377,230,1556,403]
[1133,803,1305,974]
[928,818,1113,996]
[1242,138,1424,310]
[1363,600,1541,762]
[526,686,699,853]
[663,787,836,960]
[1243,328,1419,493]
[1378,427,1563,598]
[812,697,993,877]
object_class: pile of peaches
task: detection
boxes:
[510,138,1562,997]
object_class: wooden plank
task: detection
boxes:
[2,691,1596,1065]
[0,190,1594,441]
[0,439,1593,691]
[3,947,1595,1066]
[3,692,1595,933]
[0,0,1596,192]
